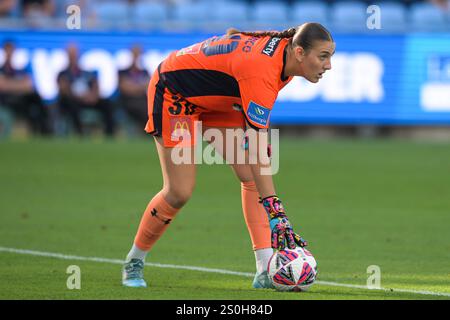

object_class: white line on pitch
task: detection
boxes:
[0,246,449,298]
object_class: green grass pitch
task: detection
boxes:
[0,137,449,300]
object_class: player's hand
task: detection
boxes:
[260,195,308,250]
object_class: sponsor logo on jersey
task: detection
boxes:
[261,37,281,57]
[242,36,258,53]
[176,43,201,56]
[255,107,265,116]
[246,101,270,127]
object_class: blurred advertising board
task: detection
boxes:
[1,31,449,125]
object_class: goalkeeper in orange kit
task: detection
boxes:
[122,22,335,288]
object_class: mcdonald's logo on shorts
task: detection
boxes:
[170,117,193,144]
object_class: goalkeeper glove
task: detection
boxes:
[260,195,308,250]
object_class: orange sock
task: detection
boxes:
[134,191,180,251]
[241,181,271,250]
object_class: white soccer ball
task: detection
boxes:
[267,247,318,292]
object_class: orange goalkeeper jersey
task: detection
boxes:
[158,33,293,129]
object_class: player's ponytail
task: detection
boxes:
[227,23,333,52]
[226,27,296,39]
[226,27,242,36]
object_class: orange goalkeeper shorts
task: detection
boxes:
[144,66,245,148]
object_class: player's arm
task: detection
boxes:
[238,72,309,249]
[245,125,275,198]
[0,73,33,94]
[238,76,280,199]
[118,71,144,96]
[245,122,308,250]
[119,76,139,95]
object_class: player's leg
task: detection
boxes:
[123,136,196,287]
[203,125,273,289]
[123,67,197,287]
[232,163,274,289]
[58,95,83,135]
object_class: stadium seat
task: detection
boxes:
[94,1,130,29]
[331,1,367,33]
[410,3,449,32]
[375,2,407,33]
[80,109,103,135]
[130,1,169,29]
[210,1,249,29]
[251,1,290,29]
[172,1,211,30]
[290,1,329,28]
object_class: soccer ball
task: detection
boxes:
[267,247,318,292]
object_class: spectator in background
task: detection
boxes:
[21,0,54,27]
[118,45,149,130]
[429,0,450,11]
[22,0,54,16]
[0,40,51,135]
[0,0,17,17]
[57,44,116,137]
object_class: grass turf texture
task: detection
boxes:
[0,137,449,300]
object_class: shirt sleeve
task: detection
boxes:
[238,77,278,129]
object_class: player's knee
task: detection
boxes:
[165,184,195,208]
[232,164,254,183]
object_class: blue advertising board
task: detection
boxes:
[1,30,449,125]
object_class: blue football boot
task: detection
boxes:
[252,271,274,289]
[122,259,147,288]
